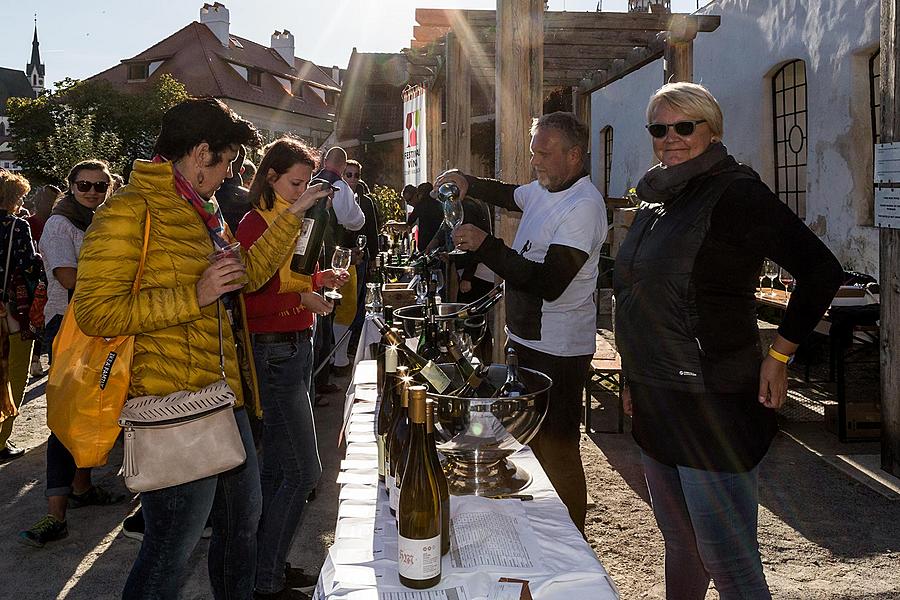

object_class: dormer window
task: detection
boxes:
[248,68,262,87]
[127,63,150,81]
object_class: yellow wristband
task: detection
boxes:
[767,346,793,364]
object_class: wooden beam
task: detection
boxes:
[413,25,449,44]
[663,16,698,83]
[879,0,900,477]
[578,37,666,93]
[493,0,542,362]
[446,31,472,172]
[426,82,444,182]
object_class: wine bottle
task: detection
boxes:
[443,284,504,319]
[377,345,398,482]
[425,398,450,556]
[397,386,443,589]
[372,317,451,394]
[290,181,332,276]
[496,348,527,398]
[388,371,411,515]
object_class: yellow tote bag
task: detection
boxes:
[46,210,150,468]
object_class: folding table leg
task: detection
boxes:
[616,375,624,434]
[584,379,593,434]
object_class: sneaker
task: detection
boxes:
[29,359,44,377]
[122,510,144,542]
[18,515,68,548]
[0,441,25,462]
[69,485,128,508]
[284,562,319,589]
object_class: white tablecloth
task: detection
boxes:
[318,360,619,600]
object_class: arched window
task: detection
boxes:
[772,59,808,217]
[600,126,613,197]
[870,50,881,144]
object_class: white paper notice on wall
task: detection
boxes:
[875,188,900,229]
[874,142,900,184]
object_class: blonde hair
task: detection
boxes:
[646,82,724,140]
[0,170,31,212]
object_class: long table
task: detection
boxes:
[317,359,619,600]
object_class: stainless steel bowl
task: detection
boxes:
[427,364,552,497]
[393,303,488,348]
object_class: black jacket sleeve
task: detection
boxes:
[475,236,588,302]
[464,175,521,213]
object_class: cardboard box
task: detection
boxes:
[825,403,882,440]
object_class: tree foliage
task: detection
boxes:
[6,74,190,185]
[370,184,405,225]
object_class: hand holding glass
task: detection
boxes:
[325,246,353,300]
[438,182,466,255]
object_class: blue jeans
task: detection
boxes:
[122,408,261,600]
[252,333,322,594]
[641,453,771,600]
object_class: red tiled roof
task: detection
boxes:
[90,22,338,120]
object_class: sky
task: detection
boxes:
[2,0,700,87]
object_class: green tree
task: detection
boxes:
[6,74,189,185]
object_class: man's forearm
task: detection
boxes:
[464,175,520,213]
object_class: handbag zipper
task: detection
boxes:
[120,403,233,429]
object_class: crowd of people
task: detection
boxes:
[0,81,844,600]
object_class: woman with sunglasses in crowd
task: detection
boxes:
[19,159,129,548]
[72,98,331,599]
[613,82,843,599]
[236,137,347,599]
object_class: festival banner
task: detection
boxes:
[403,86,427,188]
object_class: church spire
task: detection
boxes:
[26,16,45,94]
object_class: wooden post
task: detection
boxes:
[880,0,900,478]
[426,82,444,182]
[446,31,472,172]
[493,0,544,361]
[663,15,697,84]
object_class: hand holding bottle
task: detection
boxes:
[289,181,333,215]
[433,169,469,201]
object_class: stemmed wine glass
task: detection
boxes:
[356,234,367,256]
[438,182,466,255]
[325,246,353,300]
[779,267,795,295]
[763,259,779,296]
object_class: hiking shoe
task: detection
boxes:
[0,441,25,462]
[122,510,144,542]
[18,515,68,548]
[69,485,128,508]
[284,562,319,589]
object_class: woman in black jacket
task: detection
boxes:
[613,82,842,599]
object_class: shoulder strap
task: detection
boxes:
[131,208,151,295]
[2,220,15,294]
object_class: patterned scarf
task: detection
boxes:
[152,155,231,248]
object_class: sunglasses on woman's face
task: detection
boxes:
[74,180,110,193]
[344,171,360,179]
[645,119,707,139]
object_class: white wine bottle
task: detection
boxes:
[372,316,451,393]
[398,386,443,589]
[425,398,450,556]
[376,345,398,483]
[388,371,411,515]
[496,347,527,398]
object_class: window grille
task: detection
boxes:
[772,59,808,217]
[870,50,881,145]
[601,126,613,197]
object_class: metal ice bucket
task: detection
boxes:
[392,303,488,349]
[427,363,552,497]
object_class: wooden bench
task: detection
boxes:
[584,332,624,434]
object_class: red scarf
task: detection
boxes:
[152,155,230,247]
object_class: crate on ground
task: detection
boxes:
[825,403,881,440]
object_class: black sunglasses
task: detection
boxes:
[645,119,707,139]
[344,172,360,179]
[74,180,110,193]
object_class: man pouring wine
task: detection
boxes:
[434,112,607,533]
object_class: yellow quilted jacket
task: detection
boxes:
[73,160,301,405]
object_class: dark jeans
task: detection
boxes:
[44,313,63,364]
[46,432,77,497]
[641,452,771,600]
[313,313,334,388]
[252,333,322,594]
[508,340,591,532]
[122,408,261,600]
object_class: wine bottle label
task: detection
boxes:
[385,348,398,372]
[294,218,316,255]
[398,534,441,580]
[420,361,451,394]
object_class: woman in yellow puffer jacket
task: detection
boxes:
[73,98,331,600]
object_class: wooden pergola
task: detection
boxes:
[403,3,720,360]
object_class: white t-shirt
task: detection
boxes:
[506,176,607,356]
[39,215,84,323]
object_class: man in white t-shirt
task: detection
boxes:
[435,112,607,532]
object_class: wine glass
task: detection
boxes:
[325,246,353,300]
[438,182,466,255]
[779,267,795,295]
[763,260,779,296]
[356,234,367,254]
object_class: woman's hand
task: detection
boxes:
[289,183,333,215]
[758,356,788,409]
[301,292,335,316]
[318,269,350,290]
[622,385,633,417]
[196,257,246,307]
[434,169,469,200]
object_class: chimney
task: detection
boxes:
[200,2,230,48]
[331,65,341,86]
[270,30,295,66]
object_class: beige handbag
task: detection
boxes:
[119,304,246,492]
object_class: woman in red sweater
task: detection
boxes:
[236,137,347,598]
